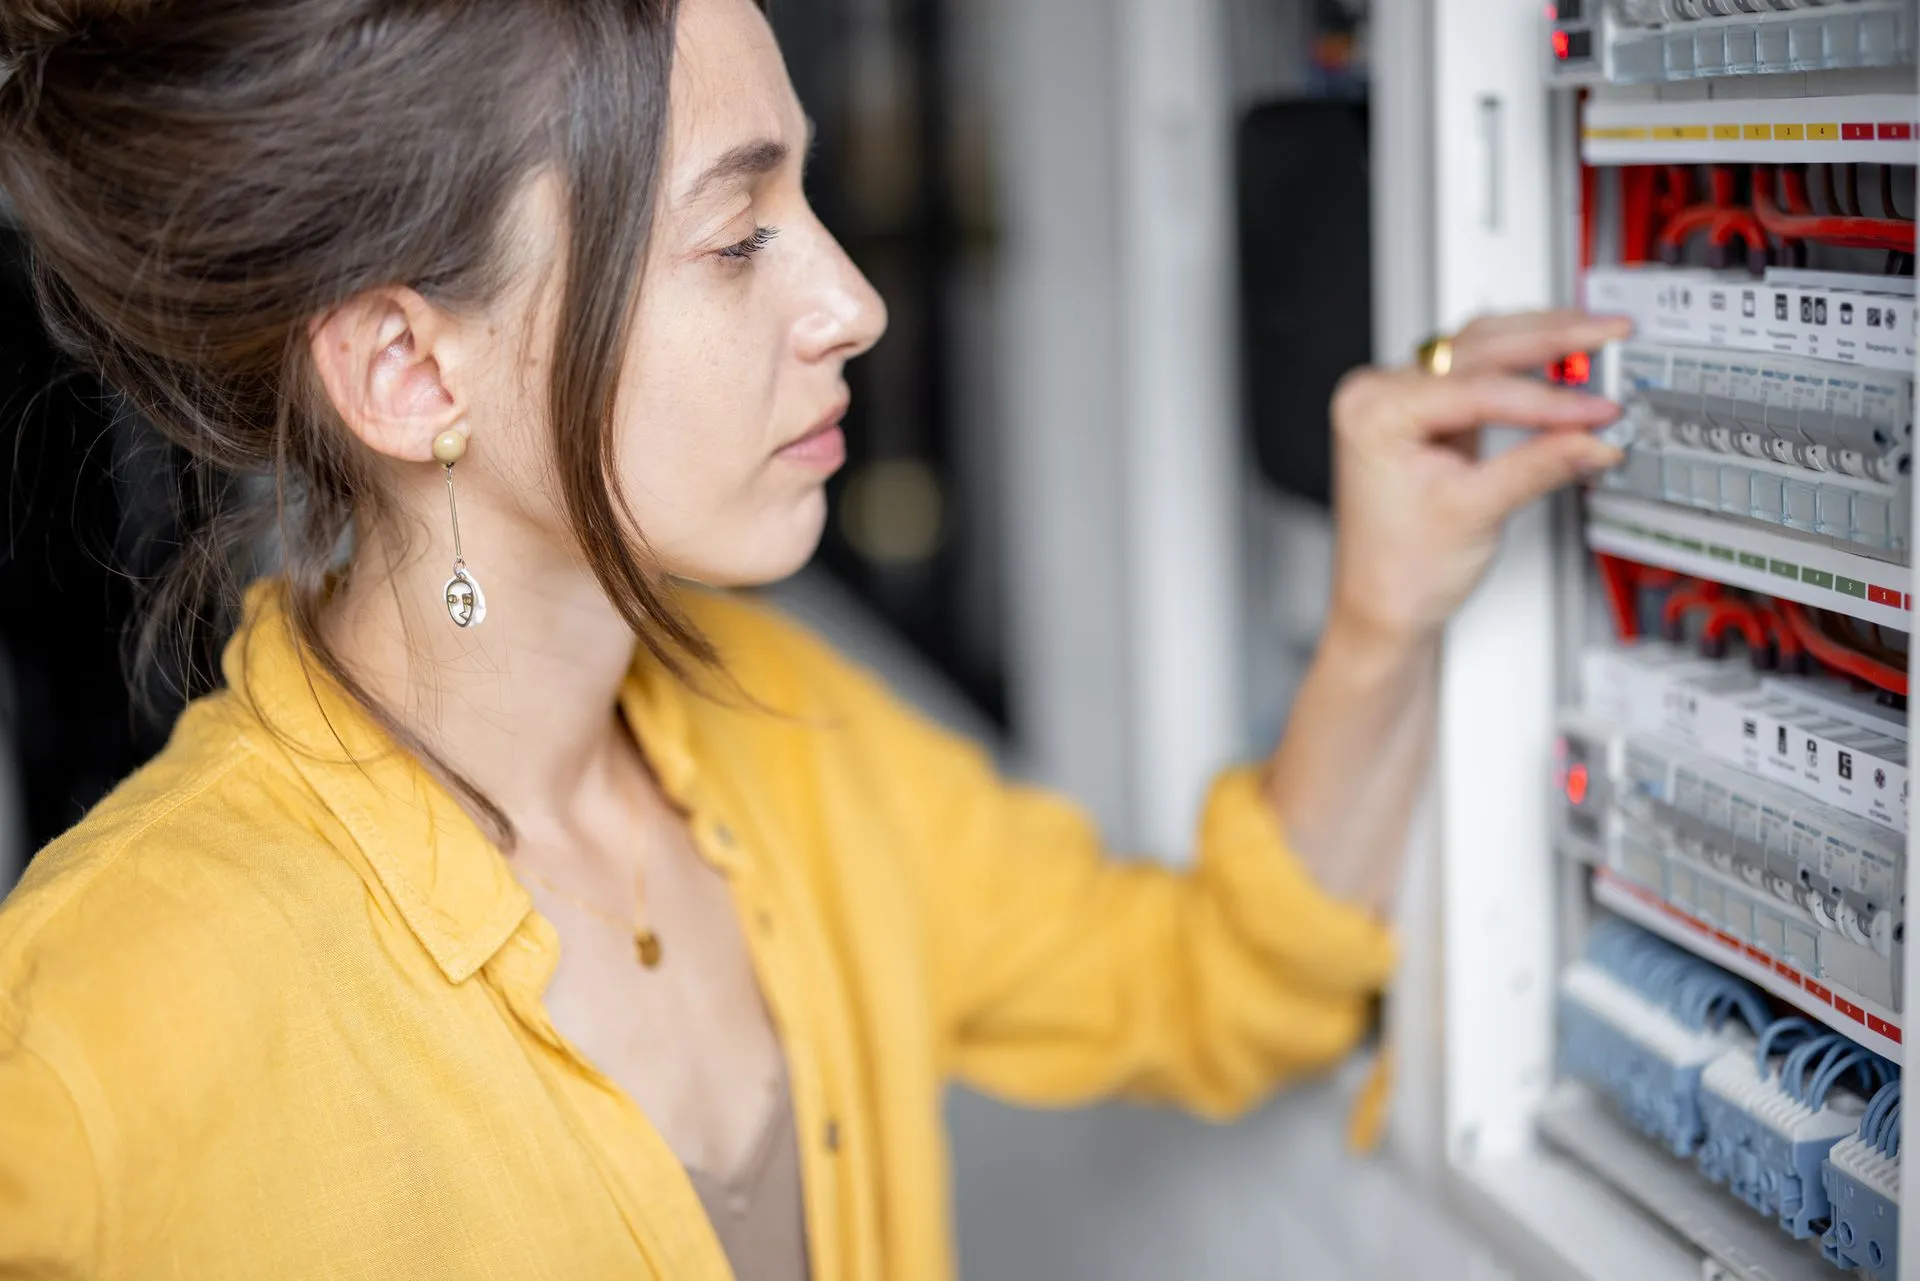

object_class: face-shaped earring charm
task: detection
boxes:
[433,429,487,629]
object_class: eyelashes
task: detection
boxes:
[717,225,779,262]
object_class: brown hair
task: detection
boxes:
[0,0,724,841]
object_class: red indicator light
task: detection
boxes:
[1546,352,1591,386]
[1567,762,1589,806]
[1551,29,1570,59]
[1544,4,1556,19]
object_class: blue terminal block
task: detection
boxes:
[1822,1079,1902,1281]
[1700,1020,1893,1239]
[1559,920,1773,1158]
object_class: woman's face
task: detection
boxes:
[478,0,887,590]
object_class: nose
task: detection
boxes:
[792,220,888,365]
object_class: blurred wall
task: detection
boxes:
[934,0,1497,1277]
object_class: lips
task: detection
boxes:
[775,395,850,471]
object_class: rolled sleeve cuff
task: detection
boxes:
[1196,766,1398,997]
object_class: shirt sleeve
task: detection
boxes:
[772,615,1398,1121]
[0,1021,98,1278]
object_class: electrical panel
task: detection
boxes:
[1414,3,1920,1279]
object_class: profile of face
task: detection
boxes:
[596,0,890,585]
[317,0,889,596]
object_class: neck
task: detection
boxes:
[324,503,641,832]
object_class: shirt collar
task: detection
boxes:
[222,579,704,983]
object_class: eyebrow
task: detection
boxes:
[679,117,818,205]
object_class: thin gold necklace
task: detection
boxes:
[519,862,663,969]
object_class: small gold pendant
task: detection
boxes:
[635,930,663,969]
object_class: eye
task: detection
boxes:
[717,226,779,262]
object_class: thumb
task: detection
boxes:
[1458,432,1622,525]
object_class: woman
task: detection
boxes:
[0,0,1628,1277]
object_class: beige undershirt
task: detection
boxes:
[684,1058,810,1281]
[513,727,811,1281]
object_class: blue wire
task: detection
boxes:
[1861,1056,1895,1089]
[1756,1017,1818,1075]
[1784,1034,1847,1104]
[1861,1080,1901,1144]
[1802,1040,1861,1107]
[1879,1100,1902,1158]
[1688,976,1769,1034]
[1808,1049,1874,1111]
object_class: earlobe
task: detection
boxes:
[308,287,464,464]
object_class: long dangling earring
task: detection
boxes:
[433,429,487,629]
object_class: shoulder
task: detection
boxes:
[0,691,360,1073]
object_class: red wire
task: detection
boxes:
[1777,600,1909,696]
[1656,165,1693,220]
[1594,553,1640,640]
[1782,166,1812,216]
[1636,567,1681,590]
[1707,209,1767,255]
[1661,580,1725,633]
[1621,167,1656,264]
[1709,165,1736,208]
[1753,603,1804,661]
[1657,204,1725,252]
[1580,165,1597,273]
[1658,166,1764,260]
[1700,601,1768,651]
[1753,164,1917,253]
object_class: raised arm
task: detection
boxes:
[1265,311,1630,916]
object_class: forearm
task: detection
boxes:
[1261,613,1439,916]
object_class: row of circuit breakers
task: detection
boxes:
[1556,642,1908,1277]
[1586,269,1916,560]
[1548,0,1916,85]
[1558,641,1907,1011]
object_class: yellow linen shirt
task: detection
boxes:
[0,581,1394,1280]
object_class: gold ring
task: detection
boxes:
[1415,333,1455,377]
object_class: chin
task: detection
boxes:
[675,489,828,589]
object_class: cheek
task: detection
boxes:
[610,284,822,583]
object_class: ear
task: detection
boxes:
[308,287,468,464]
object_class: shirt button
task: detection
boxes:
[823,1119,841,1153]
[757,909,774,934]
[713,823,736,848]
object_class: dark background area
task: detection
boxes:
[0,231,180,850]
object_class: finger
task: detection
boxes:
[1457,308,1595,338]
[1451,316,1634,375]
[1456,431,1622,524]
[1338,368,1619,443]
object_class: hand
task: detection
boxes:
[1326,309,1632,651]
